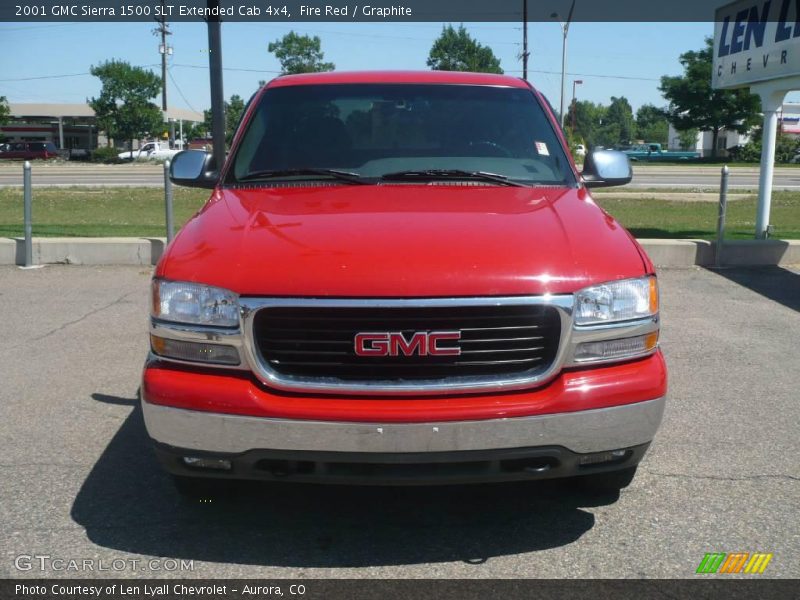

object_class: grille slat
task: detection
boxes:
[268,356,544,368]
[253,303,561,382]
[460,346,544,354]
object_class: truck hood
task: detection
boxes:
[157,184,647,297]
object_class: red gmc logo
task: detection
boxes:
[354,331,462,357]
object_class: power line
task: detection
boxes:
[242,23,521,45]
[0,72,92,82]
[0,64,162,83]
[507,68,660,82]
[167,67,199,113]
[1,23,83,31]
[171,63,281,74]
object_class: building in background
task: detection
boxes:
[666,103,800,157]
[0,103,204,158]
[778,102,800,136]
[667,123,749,157]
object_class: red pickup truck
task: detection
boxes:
[143,71,666,494]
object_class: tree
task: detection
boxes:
[730,125,800,163]
[0,96,9,126]
[659,38,761,157]
[602,96,635,146]
[635,104,669,145]
[268,31,335,75]
[203,94,246,146]
[427,25,503,74]
[88,60,163,154]
[0,96,10,142]
[676,128,699,151]
[567,100,605,148]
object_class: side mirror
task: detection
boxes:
[581,150,632,188]
[169,150,218,189]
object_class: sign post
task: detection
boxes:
[713,0,800,239]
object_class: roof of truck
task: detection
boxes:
[265,70,531,89]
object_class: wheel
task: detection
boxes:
[569,466,638,494]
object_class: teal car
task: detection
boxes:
[622,143,699,162]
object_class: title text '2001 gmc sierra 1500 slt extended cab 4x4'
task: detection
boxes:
[142,71,666,494]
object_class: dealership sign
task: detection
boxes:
[713,0,800,89]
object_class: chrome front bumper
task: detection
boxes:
[142,396,665,456]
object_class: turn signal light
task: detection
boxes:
[574,332,659,363]
[150,335,240,366]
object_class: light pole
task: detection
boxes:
[571,79,583,133]
[522,0,529,80]
[552,0,576,129]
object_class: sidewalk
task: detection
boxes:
[2,237,800,267]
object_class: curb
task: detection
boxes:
[0,237,166,266]
[1,237,799,268]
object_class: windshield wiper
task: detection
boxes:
[238,168,370,185]
[379,169,528,187]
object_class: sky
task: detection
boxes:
[0,21,730,115]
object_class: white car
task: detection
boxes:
[575,144,586,157]
[118,141,181,161]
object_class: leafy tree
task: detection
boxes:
[203,94,246,145]
[180,121,206,143]
[427,25,503,74]
[595,123,622,148]
[0,96,9,126]
[659,38,761,157]
[88,60,163,155]
[268,31,335,75]
[0,96,10,142]
[564,127,585,162]
[676,128,699,151]
[601,96,635,146]
[730,125,800,163]
[567,100,605,148]
[635,104,669,145]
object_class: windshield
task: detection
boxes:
[229,83,575,186]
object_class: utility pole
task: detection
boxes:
[154,0,172,113]
[552,0,576,128]
[571,79,583,133]
[207,0,226,171]
[522,0,529,80]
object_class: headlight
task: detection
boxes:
[152,280,240,327]
[574,276,658,326]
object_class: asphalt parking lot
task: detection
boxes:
[1,265,798,579]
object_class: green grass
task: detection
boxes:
[629,160,800,167]
[0,187,209,237]
[595,191,800,240]
[1,186,798,240]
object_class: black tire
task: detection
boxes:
[570,466,638,494]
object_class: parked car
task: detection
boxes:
[143,71,666,495]
[622,143,699,161]
[118,140,182,161]
[0,141,60,160]
[575,143,586,157]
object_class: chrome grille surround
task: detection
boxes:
[149,295,660,396]
[239,296,574,395]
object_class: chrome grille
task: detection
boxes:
[251,304,562,382]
